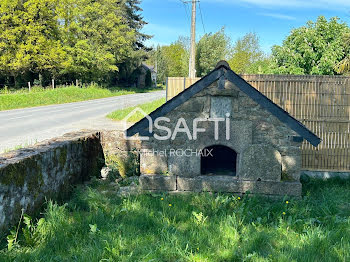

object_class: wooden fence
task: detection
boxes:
[166,75,350,171]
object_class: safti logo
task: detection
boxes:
[123,107,231,141]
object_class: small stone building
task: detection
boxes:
[127,61,320,197]
[136,64,157,88]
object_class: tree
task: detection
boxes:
[0,0,150,87]
[145,36,189,84]
[271,16,350,75]
[196,28,230,76]
[228,32,266,74]
[162,40,188,77]
[59,0,134,82]
[0,0,29,86]
[146,45,168,84]
[0,0,67,86]
[335,33,350,74]
[116,0,151,84]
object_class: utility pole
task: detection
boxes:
[189,0,196,78]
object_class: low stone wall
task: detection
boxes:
[301,170,350,180]
[100,130,141,157]
[0,131,104,236]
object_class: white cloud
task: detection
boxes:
[259,13,296,20]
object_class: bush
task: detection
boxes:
[105,150,139,179]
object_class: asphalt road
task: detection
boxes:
[0,90,165,153]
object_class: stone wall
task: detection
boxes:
[0,131,104,236]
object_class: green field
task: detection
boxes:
[107,98,165,122]
[1,178,349,261]
[0,85,163,111]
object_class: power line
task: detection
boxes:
[198,1,206,34]
[180,0,191,25]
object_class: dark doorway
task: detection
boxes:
[201,145,237,176]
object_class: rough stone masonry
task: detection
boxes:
[127,61,321,197]
[0,131,104,236]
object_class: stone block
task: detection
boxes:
[177,176,240,192]
[168,154,200,177]
[101,130,141,153]
[241,181,302,197]
[140,150,168,174]
[176,97,208,113]
[194,81,240,97]
[281,154,301,181]
[139,175,176,191]
[210,96,232,118]
[239,144,281,181]
[176,176,301,197]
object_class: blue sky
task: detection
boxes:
[140,0,350,53]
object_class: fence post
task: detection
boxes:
[28,82,31,92]
[166,77,168,102]
[52,79,55,89]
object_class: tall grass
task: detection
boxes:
[1,178,349,261]
[0,84,162,111]
[107,98,165,122]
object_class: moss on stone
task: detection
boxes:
[281,171,294,181]
[27,171,44,195]
[0,162,27,187]
[59,147,68,167]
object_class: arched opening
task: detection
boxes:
[201,145,237,176]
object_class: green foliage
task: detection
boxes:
[271,16,350,75]
[228,32,270,74]
[89,224,98,234]
[335,33,350,74]
[192,211,208,226]
[146,37,189,83]
[106,151,140,179]
[0,0,67,85]
[0,0,149,87]
[1,179,350,261]
[148,29,270,78]
[6,211,45,251]
[196,27,230,76]
[163,38,189,77]
[149,46,168,84]
[115,154,138,179]
[107,98,165,122]
[6,229,17,252]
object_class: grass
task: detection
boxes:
[0,84,163,111]
[1,178,349,261]
[107,98,165,122]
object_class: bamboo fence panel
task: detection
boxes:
[166,75,350,171]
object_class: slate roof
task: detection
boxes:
[142,63,157,73]
[127,62,321,147]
